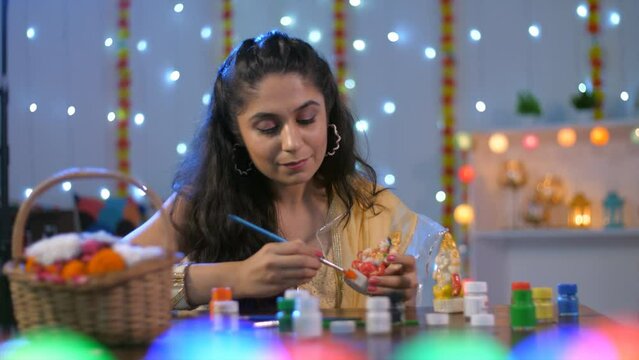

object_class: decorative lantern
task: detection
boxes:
[603,191,624,228]
[568,192,591,228]
[499,160,527,188]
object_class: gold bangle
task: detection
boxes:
[172,263,194,310]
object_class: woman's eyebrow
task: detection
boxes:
[249,100,320,122]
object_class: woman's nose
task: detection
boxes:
[281,123,302,152]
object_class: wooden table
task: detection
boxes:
[109,304,610,359]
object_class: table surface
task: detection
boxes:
[107,304,609,359]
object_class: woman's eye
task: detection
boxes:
[298,116,315,125]
[256,120,279,134]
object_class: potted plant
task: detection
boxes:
[571,91,595,122]
[516,91,542,125]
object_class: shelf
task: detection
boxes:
[462,117,639,134]
[472,228,639,241]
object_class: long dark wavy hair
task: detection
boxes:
[173,30,382,263]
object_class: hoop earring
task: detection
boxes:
[325,124,341,157]
[232,144,253,175]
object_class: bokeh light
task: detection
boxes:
[454,204,475,225]
[488,133,509,154]
[631,128,639,144]
[590,126,609,147]
[458,164,475,184]
[394,331,507,360]
[455,132,473,151]
[522,134,539,150]
[557,128,577,148]
[0,328,113,360]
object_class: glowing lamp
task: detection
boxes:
[455,132,473,151]
[457,165,475,184]
[454,204,475,225]
[557,128,577,148]
[590,126,609,146]
[522,134,539,150]
[603,191,624,228]
[630,128,639,144]
[568,192,591,228]
[488,133,509,154]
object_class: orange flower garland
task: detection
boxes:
[61,260,87,280]
[334,0,347,94]
[116,0,131,196]
[440,0,456,230]
[588,0,604,120]
[222,0,233,57]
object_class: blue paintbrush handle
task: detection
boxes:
[228,214,287,243]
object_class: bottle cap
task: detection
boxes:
[295,296,319,312]
[464,281,488,294]
[470,313,495,327]
[329,320,356,334]
[366,296,390,311]
[277,297,295,312]
[211,287,232,301]
[532,287,553,300]
[512,289,533,304]
[557,283,578,295]
[511,282,531,291]
[285,289,310,299]
[425,313,449,326]
[213,300,239,314]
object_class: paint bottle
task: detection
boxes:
[557,283,579,323]
[511,287,536,331]
[212,300,240,332]
[532,287,554,323]
[366,296,391,335]
[276,297,295,333]
[293,296,322,338]
[464,281,488,319]
[209,287,233,320]
[510,281,530,303]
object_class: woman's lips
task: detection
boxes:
[282,158,308,170]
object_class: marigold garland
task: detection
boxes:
[588,0,604,120]
[116,0,131,196]
[440,0,456,230]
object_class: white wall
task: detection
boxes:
[7,0,639,221]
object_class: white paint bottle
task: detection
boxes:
[293,296,322,338]
[464,281,488,319]
[366,296,391,335]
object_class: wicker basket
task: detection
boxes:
[2,168,175,345]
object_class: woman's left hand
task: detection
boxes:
[366,254,418,304]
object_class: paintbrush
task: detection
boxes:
[227,214,367,292]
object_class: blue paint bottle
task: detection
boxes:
[557,283,579,323]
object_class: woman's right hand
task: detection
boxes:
[234,241,322,298]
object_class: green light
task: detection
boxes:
[393,331,508,360]
[0,328,114,360]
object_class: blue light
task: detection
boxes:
[29,103,38,113]
[176,143,187,155]
[469,29,481,42]
[308,30,322,43]
[576,4,588,18]
[104,37,113,47]
[384,174,396,186]
[167,70,180,82]
[173,3,184,13]
[280,16,293,27]
[26,27,36,39]
[387,32,399,43]
[424,47,437,59]
[137,40,148,52]
[355,120,369,132]
[383,102,396,114]
[344,79,356,89]
[609,11,620,26]
[528,25,540,38]
[134,113,145,125]
[202,93,211,105]
[353,39,366,51]
[200,26,212,39]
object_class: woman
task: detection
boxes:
[126,30,429,311]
